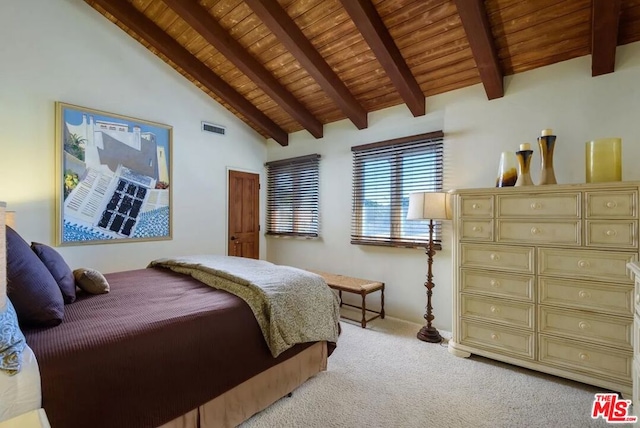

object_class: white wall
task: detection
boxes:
[0,0,268,272]
[267,41,640,331]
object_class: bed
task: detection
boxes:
[0,225,340,428]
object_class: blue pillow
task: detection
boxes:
[0,299,26,375]
[6,226,64,327]
[31,242,76,304]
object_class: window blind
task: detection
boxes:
[351,131,444,248]
[266,154,320,237]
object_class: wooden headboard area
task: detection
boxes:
[0,201,6,310]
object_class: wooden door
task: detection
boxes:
[228,170,260,258]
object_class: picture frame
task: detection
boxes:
[55,102,172,246]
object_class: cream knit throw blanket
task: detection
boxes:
[149,255,340,357]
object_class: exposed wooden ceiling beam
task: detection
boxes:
[244,0,368,130]
[163,0,323,139]
[591,0,621,77]
[340,0,425,117]
[88,0,288,146]
[455,0,503,100]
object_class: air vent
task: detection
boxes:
[201,121,226,135]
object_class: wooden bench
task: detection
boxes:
[308,270,385,328]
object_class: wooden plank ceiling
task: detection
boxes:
[85,0,640,146]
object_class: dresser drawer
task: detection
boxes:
[460,196,493,217]
[459,219,493,241]
[460,320,534,360]
[539,277,633,316]
[539,307,632,349]
[538,248,636,283]
[461,270,534,302]
[460,244,534,274]
[539,335,632,383]
[585,220,637,249]
[586,190,637,218]
[497,220,581,246]
[461,295,534,329]
[497,193,580,218]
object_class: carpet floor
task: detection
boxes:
[241,314,633,428]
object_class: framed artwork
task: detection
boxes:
[55,102,172,245]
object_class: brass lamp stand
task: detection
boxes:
[417,218,442,342]
[407,191,450,344]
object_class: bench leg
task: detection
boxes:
[361,292,367,328]
[380,286,385,319]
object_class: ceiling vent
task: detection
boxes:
[202,121,226,136]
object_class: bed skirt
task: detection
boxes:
[159,341,328,428]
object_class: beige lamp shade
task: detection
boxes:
[6,211,15,229]
[407,191,451,220]
[0,202,6,309]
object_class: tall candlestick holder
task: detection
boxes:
[538,129,557,185]
[515,149,534,186]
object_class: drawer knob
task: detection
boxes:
[605,229,617,237]
[490,333,499,340]
[578,321,590,330]
[605,201,618,209]
[577,260,590,269]
[530,227,541,235]
[490,253,500,261]
[490,279,501,288]
[472,203,480,209]
[472,226,482,232]
[530,202,542,210]
[490,305,500,313]
[578,290,591,299]
[579,352,590,361]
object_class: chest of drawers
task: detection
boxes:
[626,261,640,409]
[448,182,639,397]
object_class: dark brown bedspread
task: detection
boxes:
[23,267,323,428]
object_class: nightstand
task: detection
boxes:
[0,409,50,428]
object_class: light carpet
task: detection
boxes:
[241,315,632,428]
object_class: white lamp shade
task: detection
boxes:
[407,191,451,220]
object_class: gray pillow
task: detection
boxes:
[73,268,110,294]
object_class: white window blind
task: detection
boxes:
[266,154,320,237]
[351,131,444,248]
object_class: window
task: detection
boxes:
[351,131,444,247]
[266,154,320,237]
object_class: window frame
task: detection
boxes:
[351,131,444,249]
[265,154,320,238]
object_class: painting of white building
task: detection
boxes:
[57,102,172,245]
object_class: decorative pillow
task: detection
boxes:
[73,268,110,294]
[31,242,76,304]
[0,299,26,376]
[6,226,64,327]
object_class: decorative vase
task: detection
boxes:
[586,138,622,183]
[496,151,517,187]
[515,147,534,187]
[538,129,557,185]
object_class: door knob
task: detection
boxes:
[230,236,237,240]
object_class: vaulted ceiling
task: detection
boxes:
[85,0,640,146]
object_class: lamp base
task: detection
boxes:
[417,325,442,343]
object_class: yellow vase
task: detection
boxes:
[585,138,622,183]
